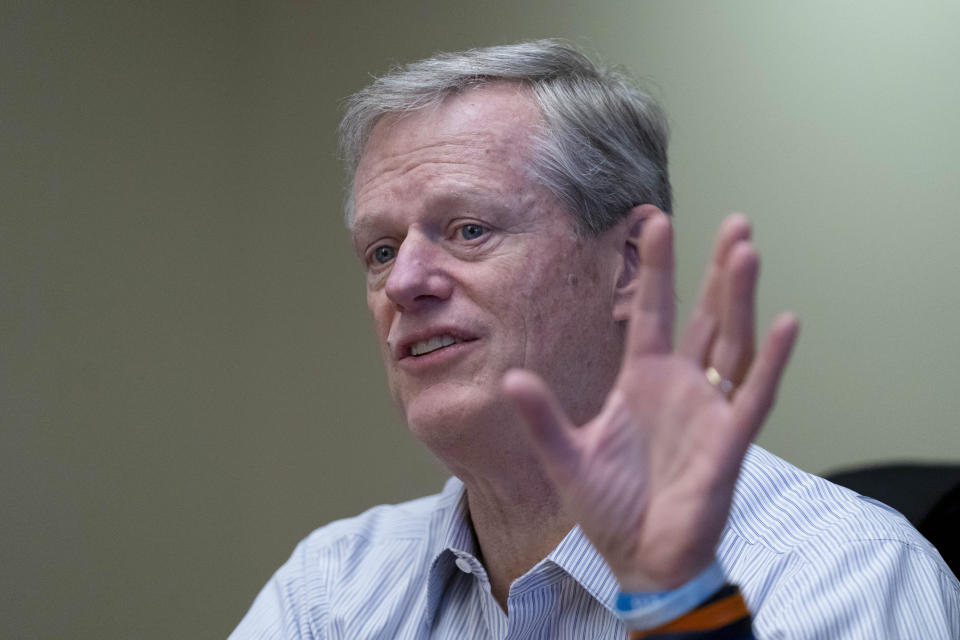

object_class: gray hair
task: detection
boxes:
[339,39,671,234]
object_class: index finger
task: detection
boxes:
[626,210,675,356]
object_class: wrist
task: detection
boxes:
[627,583,753,639]
[616,560,726,630]
[615,551,716,593]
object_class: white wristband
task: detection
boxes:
[615,560,727,630]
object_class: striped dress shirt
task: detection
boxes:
[231,446,960,639]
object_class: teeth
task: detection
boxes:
[410,334,459,356]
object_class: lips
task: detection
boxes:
[409,334,461,357]
[393,327,480,361]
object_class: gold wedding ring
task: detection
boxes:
[705,366,735,397]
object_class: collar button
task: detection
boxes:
[454,557,473,574]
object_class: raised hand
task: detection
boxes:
[503,208,799,592]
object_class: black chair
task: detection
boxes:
[918,482,960,579]
[825,463,960,579]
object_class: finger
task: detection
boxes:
[679,214,751,364]
[730,313,800,448]
[709,242,758,386]
[626,211,674,356]
[503,368,580,485]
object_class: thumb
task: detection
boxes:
[503,369,580,485]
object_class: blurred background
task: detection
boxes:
[3,1,959,637]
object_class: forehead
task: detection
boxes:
[352,83,544,231]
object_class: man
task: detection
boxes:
[232,41,959,638]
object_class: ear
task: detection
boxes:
[613,204,661,321]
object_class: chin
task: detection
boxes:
[400,383,506,451]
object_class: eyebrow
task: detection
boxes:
[350,216,380,243]
[352,189,512,241]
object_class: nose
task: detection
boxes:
[384,231,454,312]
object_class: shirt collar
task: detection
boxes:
[423,478,620,626]
[544,524,620,615]
[425,477,476,627]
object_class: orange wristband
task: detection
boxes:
[628,586,750,639]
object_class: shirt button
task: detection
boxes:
[455,557,473,574]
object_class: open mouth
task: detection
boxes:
[408,334,475,357]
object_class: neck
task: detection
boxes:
[413,391,606,612]
[458,454,574,612]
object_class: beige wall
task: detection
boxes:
[4,1,958,637]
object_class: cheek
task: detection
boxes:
[505,245,609,346]
[367,294,394,349]
[529,241,606,307]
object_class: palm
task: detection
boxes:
[569,356,740,590]
[504,210,798,591]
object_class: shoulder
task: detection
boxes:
[284,477,461,585]
[726,445,924,554]
[301,482,454,551]
[230,478,462,640]
[722,446,960,637]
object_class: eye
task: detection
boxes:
[459,223,486,240]
[372,245,396,264]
